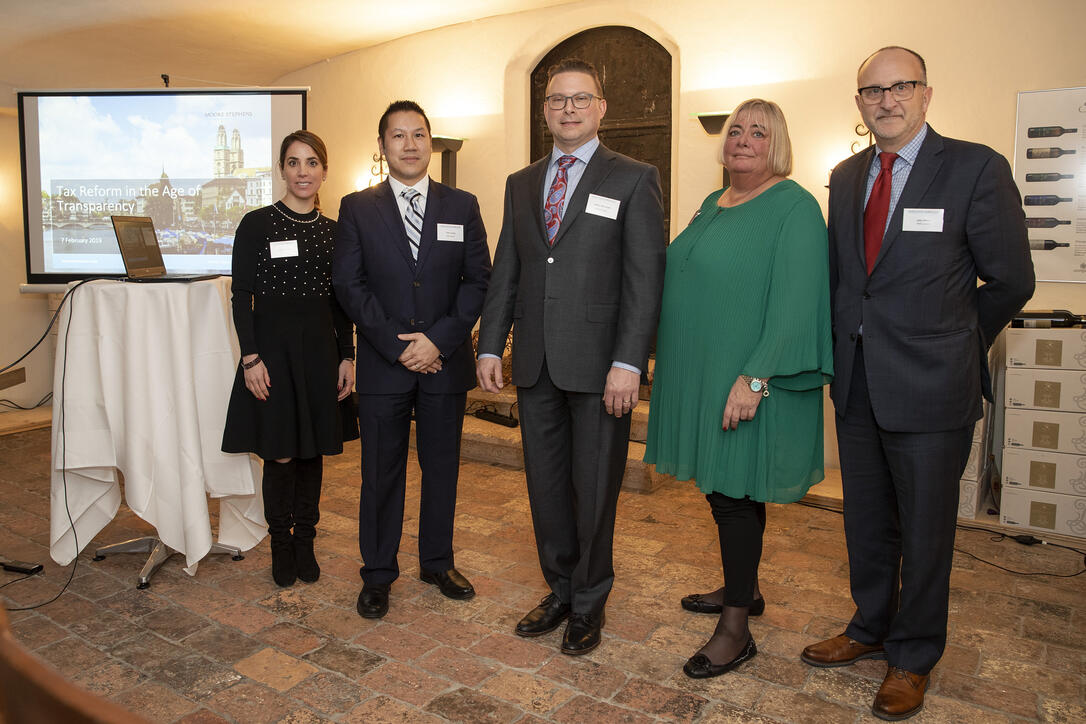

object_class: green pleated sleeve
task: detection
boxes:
[741,190,834,391]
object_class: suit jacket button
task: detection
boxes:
[863,292,871,300]
[413,281,421,287]
[547,257,554,264]
[849,333,857,341]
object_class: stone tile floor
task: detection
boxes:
[1,427,1083,723]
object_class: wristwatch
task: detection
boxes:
[740,375,770,398]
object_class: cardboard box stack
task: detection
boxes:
[1000,328,1086,538]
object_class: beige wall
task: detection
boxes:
[274,0,1086,466]
[0,111,54,409]
[3,0,1086,435]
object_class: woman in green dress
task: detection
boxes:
[645,98,833,679]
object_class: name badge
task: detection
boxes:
[902,208,944,232]
[269,239,299,258]
[585,193,620,220]
[436,223,464,242]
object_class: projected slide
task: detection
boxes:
[20,89,306,283]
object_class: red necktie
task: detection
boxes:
[544,155,577,245]
[864,152,898,274]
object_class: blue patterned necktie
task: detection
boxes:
[401,188,423,260]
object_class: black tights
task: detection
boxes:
[706,492,766,607]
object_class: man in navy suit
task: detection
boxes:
[800,47,1033,720]
[333,101,491,619]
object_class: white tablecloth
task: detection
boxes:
[49,277,266,572]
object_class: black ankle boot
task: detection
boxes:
[263,459,297,587]
[293,456,323,583]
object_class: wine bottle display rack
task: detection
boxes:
[1014,88,1084,282]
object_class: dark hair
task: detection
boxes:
[278,129,327,169]
[278,129,328,211]
[546,58,604,97]
[858,46,928,83]
[378,100,432,140]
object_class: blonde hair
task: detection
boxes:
[718,99,793,177]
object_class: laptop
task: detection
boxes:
[110,215,220,282]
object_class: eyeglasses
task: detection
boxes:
[857,80,925,104]
[544,93,601,110]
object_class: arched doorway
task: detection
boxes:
[530,26,673,235]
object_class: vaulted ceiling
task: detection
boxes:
[0,0,578,100]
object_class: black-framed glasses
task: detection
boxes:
[544,93,601,110]
[857,80,925,104]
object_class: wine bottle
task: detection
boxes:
[1025,172,1074,182]
[1029,239,1070,250]
[1025,217,1072,228]
[1028,126,1078,138]
[1011,310,1086,328]
[1027,147,1076,159]
[1024,195,1073,205]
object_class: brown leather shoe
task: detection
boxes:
[800,634,886,668]
[872,667,928,720]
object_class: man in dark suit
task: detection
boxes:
[333,100,491,619]
[476,59,666,655]
[801,47,1034,720]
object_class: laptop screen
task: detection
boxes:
[111,216,167,278]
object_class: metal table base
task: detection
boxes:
[93,536,244,589]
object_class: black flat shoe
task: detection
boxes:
[515,593,571,637]
[420,568,475,600]
[683,636,757,679]
[356,583,390,619]
[680,591,765,616]
[561,611,604,655]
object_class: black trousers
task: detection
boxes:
[517,360,631,615]
[357,386,466,585]
[836,348,973,674]
[706,492,766,607]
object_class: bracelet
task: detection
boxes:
[242,356,262,370]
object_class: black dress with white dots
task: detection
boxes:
[222,201,357,459]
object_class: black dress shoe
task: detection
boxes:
[356,583,390,619]
[683,636,757,678]
[515,593,571,637]
[419,568,475,600]
[561,611,604,655]
[680,590,765,616]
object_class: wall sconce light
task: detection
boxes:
[824,121,876,188]
[697,112,732,187]
[366,152,389,188]
[696,112,731,135]
[851,122,874,154]
[431,136,465,188]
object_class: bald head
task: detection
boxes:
[858,46,927,85]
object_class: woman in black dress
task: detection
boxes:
[223,130,356,587]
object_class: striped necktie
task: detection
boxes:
[401,188,423,260]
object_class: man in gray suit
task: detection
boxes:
[476,58,666,655]
[801,47,1034,720]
